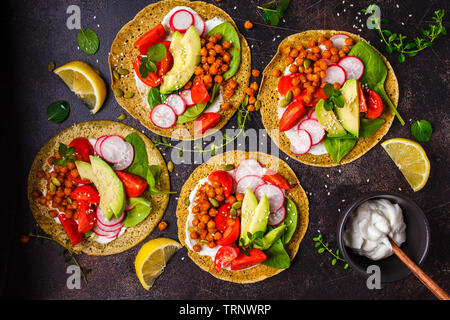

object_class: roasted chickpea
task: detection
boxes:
[213,232,222,241]
[345,37,354,46]
[208,35,218,44]
[227,195,236,205]
[289,48,299,58]
[324,40,333,49]
[192,218,199,226]
[206,42,214,50]
[248,95,257,104]
[250,82,259,91]
[208,241,216,249]
[214,75,223,83]
[31,190,41,198]
[247,104,255,112]
[228,79,238,89]
[312,46,321,53]
[203,74,213,84]
[252,69,260,77]
[272,69,281,77]
[222,41,232,50]
[236,193,244,202]
[190,232,199,239]
[221,102,232,110]
[285,56,294,65]
[291,77,301,87]
[322,50,331,59]
[200,47,208,56]
[244,20,253,29]
[318,36,327,44]
[245,87,255,96]
[289,64,298,73]
[193,244,201,252]
[48,210,58,218]
[207,220,216,229]
[292,87,301,97]
[282,46,291,55]
[158,221,168,231]
[209,208,218,217]
[221,64,229,73]
[333,82,341,90]
[330,55,340,63]
[307,40,316,48]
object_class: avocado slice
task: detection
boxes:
[315,99,347,137]
[335,79,360,137]
[160,26,201,94]
[246,195,270,238]
[239,188,258,246]
[254,224,287,250]
[75,160,96,183]
[89,156,125,220]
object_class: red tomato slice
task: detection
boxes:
[215,203,231,232]
[262,170,290,190]
[277,73,301,96]
[77,201,96,233]
[358,82,368,113]
[216,218,240,246]
[133,55,162,87]
[194,112,221,134]
[69,137,94,163]
[230,248,267,271]
[155,41,173,77]
[58,214,82,246]
[70,185,100,206]
[214,246,240,273]
[134,24,165,55]
[364,88,383,119]
[279,99,306,132]
[191,76,210,104]
[208,170,233,198]
[115,171,148,198]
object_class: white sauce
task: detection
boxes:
[343,199,406,261]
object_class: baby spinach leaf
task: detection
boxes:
[283,198,297,244]
[323,136,357,164]
[77,28,99,55]
[359,118,386,138]
[411,120,432,142]
[176,102,208,124]
[147,43,166,63]
[47,100,70,123]
[124,132,149,178]
[123,197,152,227]
[147,87,162,109]
[262,238,291,269]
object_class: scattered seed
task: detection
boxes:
[48,61,55,72]
[232,201,242,210]
[124,91,134,99]
[184,197,190,207]
[167,161,174,173]
[117,68,129,75]
[113,70,120,80]
[114,88,124,97]
[223,164,235,171]
[51,177,61,187]
[254,100,261,111]
[117,113,126,121]
[209,197,219,208]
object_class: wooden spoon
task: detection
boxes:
[389,237,449,300]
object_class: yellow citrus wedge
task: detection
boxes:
[381,138,430,192]
[134,238,182,290]
[54,61,106,114]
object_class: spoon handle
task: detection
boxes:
[389,238,449,300]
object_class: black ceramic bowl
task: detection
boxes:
[337,192,431,283]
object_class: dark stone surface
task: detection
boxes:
[1,0,449,300]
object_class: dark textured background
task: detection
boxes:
[1,0,449,300]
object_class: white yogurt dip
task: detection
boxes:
[343,199,406,261]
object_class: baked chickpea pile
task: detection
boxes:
[188,180,244,252]
[272,35,354,105]
[31,152,80,220]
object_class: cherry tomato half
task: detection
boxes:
[215,203,232,232]
[230,248,267,271]
[58,214,82,246]
[115,171,148,198]
[214,246,240,273]
[208,170,233,198]
[262,169,290,190]
[77,201,96,233]
[191,76,210,104]
[216,217,240,246]
[194,112,221,135]
[155,41,173,77]
[133,24,165,55]
[70,185,100,206]
[69,137,94,163]
[277,73,301,96]
[364,88,383,119]
[358,81,368,113]
[279,99,306,132]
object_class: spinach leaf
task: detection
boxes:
[207,22,241,80]
[348,41,405,125]
[359,118,386,138]
[262,238,291,269]
[123,197,152,227]
[47,100,70,123]
[176,102,208,124]
[124,132,149,178]
[411,120,432,142]
[147,43,166,63]
[147,87,162,109]
[283,198,297,244]
[323,136,357,164]
[77,28,99,55]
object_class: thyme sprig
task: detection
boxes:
[313,233,348,269]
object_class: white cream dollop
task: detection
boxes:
[343,199,406,261]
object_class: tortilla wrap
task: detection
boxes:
[258,30,399,166]
[176,151,309,283]
[27,121,170,256]
[109,0,251,140]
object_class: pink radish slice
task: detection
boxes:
[192,13,206,36]
[268,206,286,226]
[234,159,263,182]
[290,129,312,155]
[93,225,121,238]
[112,142,135,171]
[96,207,124,227]
[254,184,285,213]
[180,89,195,106]
[307,109,318,120]
[330,34,351,49]
[94,135,108,157]
[164,94,186,116]
[298,119,325,146]
[338,56,364,80]
[236,175,266,194]
[96,219,123,233]
[150,104,177,129]
[169,9,194,32]
[323,64,347,86]
[100,135,128,164]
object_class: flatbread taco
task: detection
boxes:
[258,30,401,166]
[109,0,251,140]
[177,151,309,283]
[27,121,170,256]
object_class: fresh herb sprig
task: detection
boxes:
[411,120,433,142]
[77,28,99,55]
[313,233,348,269]
[52,143,76,167]
[322,83,345,111]
[139,44,167,78]
[363,7,446,63]
[27,232,91,284]
[257,0,291,26]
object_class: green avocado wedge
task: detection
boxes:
[207,22,241,80]
[335,79,360,137]
[315,99,347,137]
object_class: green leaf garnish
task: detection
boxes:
[411,120,433,142]
[47,100,70,123]
[77,28,99,55]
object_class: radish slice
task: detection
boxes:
[192,13,206,37]
[235,159,263,182]
[290,129,312,155]
[150,104,177,129]
[298,119,325,146]
[164,94,186,116]
[236,175,265,194]
[94,136,108,157]
[169,9,194,33]
[323,64,347,86]
[254,184,285,213]
[93,225,121,238]
[100,135,128,164]
[307,109,318,120]
[330,34,351,49]
[268,206,286,226]
[180,89,195,106]
[338,56,364,80]
[112,142,135,171]
[96,219,123,233]
[96,207,124,227]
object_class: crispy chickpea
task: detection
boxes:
[339,50,346,58]
[318,36,327,44]
[319,60,328,71]
[272,69,281,77]
[330,55,340,63]
[192,205,200,213]
[214,75,223,83]
[227,218,236,227]
[303,95,312,104]
[312,46,321,54]
[206,233,214,242]
[282,46,291,55]
[214,232,222,241]
[289,49,299,58]
[295,44,305,51]
[246,96,255,105]
[201,56,207,64]
[192,218,199,226]
[208,35,218,44]
[252,69,260,77]
[209,208,218,217]
[66,162,75,170]
[190,231,199,239]
[345,37,354,46]
[203,74,213,84]
[250,82,259,91]
[322,50,331,59]
[64,188,72,197]
[48,210,58,218]
[197,222,206,230]
[45,193,54,201]
[292,87,301,97]
[222,41,232,50]
[221,64,229,73]
[207,220,216,229]
[313,67,321,74]
[158,221,168,231]
[48,157,55,165]
[312,74,320,82]
[201,214,211,224]
[307,40,316,48]
[247,104,255,112]
[306,85,316,94]
[228,79,238,89]
[200,201,211,212]
[324,40,333,49]
[299,50,307,58]
[289,64,298,73]
[184,80,193,90]
[285,56,294,65]
[304,81,311,87]
[213,33,222,41]
[31,190,41,198]
[70,169,79,178]
[305,67,313,74]
[206,188,216,198]
[65,210,73,219]
[245,87,255,96]
[333,82,341,90]
[208,227,217,234]
[201,38,206,46]
[236,193,244,202]
[342,45,350,53]
[330,47,339,55]
[297,66,304,73]
[36,171,45,179]
[208,241,216,249]
[244,20,253,29]
[193,244,201,252]
[206,42,214,50]
[221,102,232,110]
[320,71,327,79]
[200,230,208,239]
[227,195,236,205]
[200,47,208,56]
[208,49,217,57]
[215,187,224,196]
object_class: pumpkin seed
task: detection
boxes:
[117,113,126,121]
[49,182,56,193]
[113,70,120,80]
[254,100,261,111]
[51,177,61,187]
[167,161,174,173]
[303,58,312,69]
[280,90,293,108]
[184,197,190,207]
[124,91,134,99]
[209,198,219,208]
[232,201,242,210]
[223,164,235,171]
[114,88,124,97]
[48,61,55,72]
[66,198,72,204]
[117,68,129,75]
[230,208,237,217]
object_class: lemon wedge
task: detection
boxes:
[381,138,430,192]
[135,238,182,290]
[54,61,106,114]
